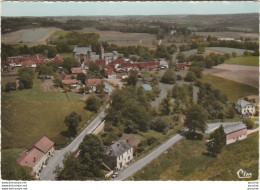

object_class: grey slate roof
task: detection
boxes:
[223,122,247,134]
[236,99,253,108]
[104,53,114,57]
[73,46,92,54]
[104,140,132,157]
[113,51,119,56]
[159,60,168,66]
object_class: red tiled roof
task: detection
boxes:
[6,54,46,66]
[33,136,55,153]
[54,54,63,64]
[110,59,125,65]
[177,63,187,68]
[71,67,84,74]
[226,129,247,140]
[22,60,36,67]
[62,79,79,85]
[60,72,70,80]
[85,60,94,65]
[17,148,44,169]
[138,62,158,69]
[85,79,102,86]
[95,59,106,66]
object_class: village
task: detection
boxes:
[1,5,259,182]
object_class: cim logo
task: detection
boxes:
[237,169,252,179]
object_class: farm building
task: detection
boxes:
[62,79,79,85]
[17,136,55,177]
[103,140,133,172]
[223,122,247,145]
[85,79,102,92]
[4,54,46,67]
[235,99,255,117]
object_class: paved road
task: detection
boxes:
[206,120,259,134]
[39,105,108,180]
[111,130,186,181]
[104,81,114,95]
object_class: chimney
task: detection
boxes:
[117,143,120,147]
[33,157,36,162]
[109,149,112,155]
[126,139,129,143]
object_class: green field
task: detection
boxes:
[133,132,258,181]
[225,56,259,66]
[60,52,74,59]
[202,74,258,102]
[2,74,92,149]
[51,30,71,37]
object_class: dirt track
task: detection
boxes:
[203,64,259,88]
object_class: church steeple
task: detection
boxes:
[100,43,104,59]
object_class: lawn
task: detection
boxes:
[2,74,92,149]
[60,52,74,59]
[225,56,259,66]
[141,71,160,78]
[133,132,258,181]
[201,74,258,102]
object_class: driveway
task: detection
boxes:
[111,130,187,181]
[39,105,108,180]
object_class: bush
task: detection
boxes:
[177,74,182,81]
[184,71,196,82]
[161,69,176,84]
[85,96,102,113]
[243,118,255,129]
[147,137,157,146]
[5,82,16,92]
[151,117,170,133]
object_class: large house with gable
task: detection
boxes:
[17,136,55,177]
[103,140,133,172]
[235,99,255,117]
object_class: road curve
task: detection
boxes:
[111,130,186,181]
[39,106,107,180]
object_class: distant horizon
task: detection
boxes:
[2,2,259,17]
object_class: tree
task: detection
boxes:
[89,63,100,73]
[184,71,197,82]
[242,118,255,129]
[53,77,63,88]
[150,117,170,132]
[177,74,182,81]
[161,69,176,84]
[76,73,86,84]
[225,106,236,119]
[243,50,250,56]
[206,125,225,156]
[62,57,81,73]
[5,82,16,92]
[127,71,138,87]
[18,68,34,89]
[85,96,102,113]
[64,112,82,137]
[78,134,104,178]
[232,52,237,58]
[159,97,171,115]
[176,53,186,63]
[197,47,205,54]
[184,104,208,133]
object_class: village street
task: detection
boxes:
[39,104,108,180]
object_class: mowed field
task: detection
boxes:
[1,74,93,150]
[133,132,258,181]
[201,74,258,102]
[203,64,259,88]
[225,56,259,66]
[196,31,259,39]
[2,27,57,45]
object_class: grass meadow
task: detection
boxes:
[225,56,259,66]
[133,132,258,181]
[201,74,258,102]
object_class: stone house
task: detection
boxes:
[103,140,133,171]
[223,122,247,145]
[235,99,255,117]
[17,136,55,177]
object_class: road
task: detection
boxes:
[206,120,259,134]
[39,105,108,180]
[111,130,186,181]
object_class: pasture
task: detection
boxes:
[2,27,57,44]
[201,74,258,102]
[196,31,259,39]
[207,47,254,56]
[1,74,93,150]
[203,64,259,88]
[225,56,259,66]
[133,132,258,181]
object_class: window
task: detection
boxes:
[128,156,130,160]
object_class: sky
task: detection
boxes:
[1,1,259,17]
